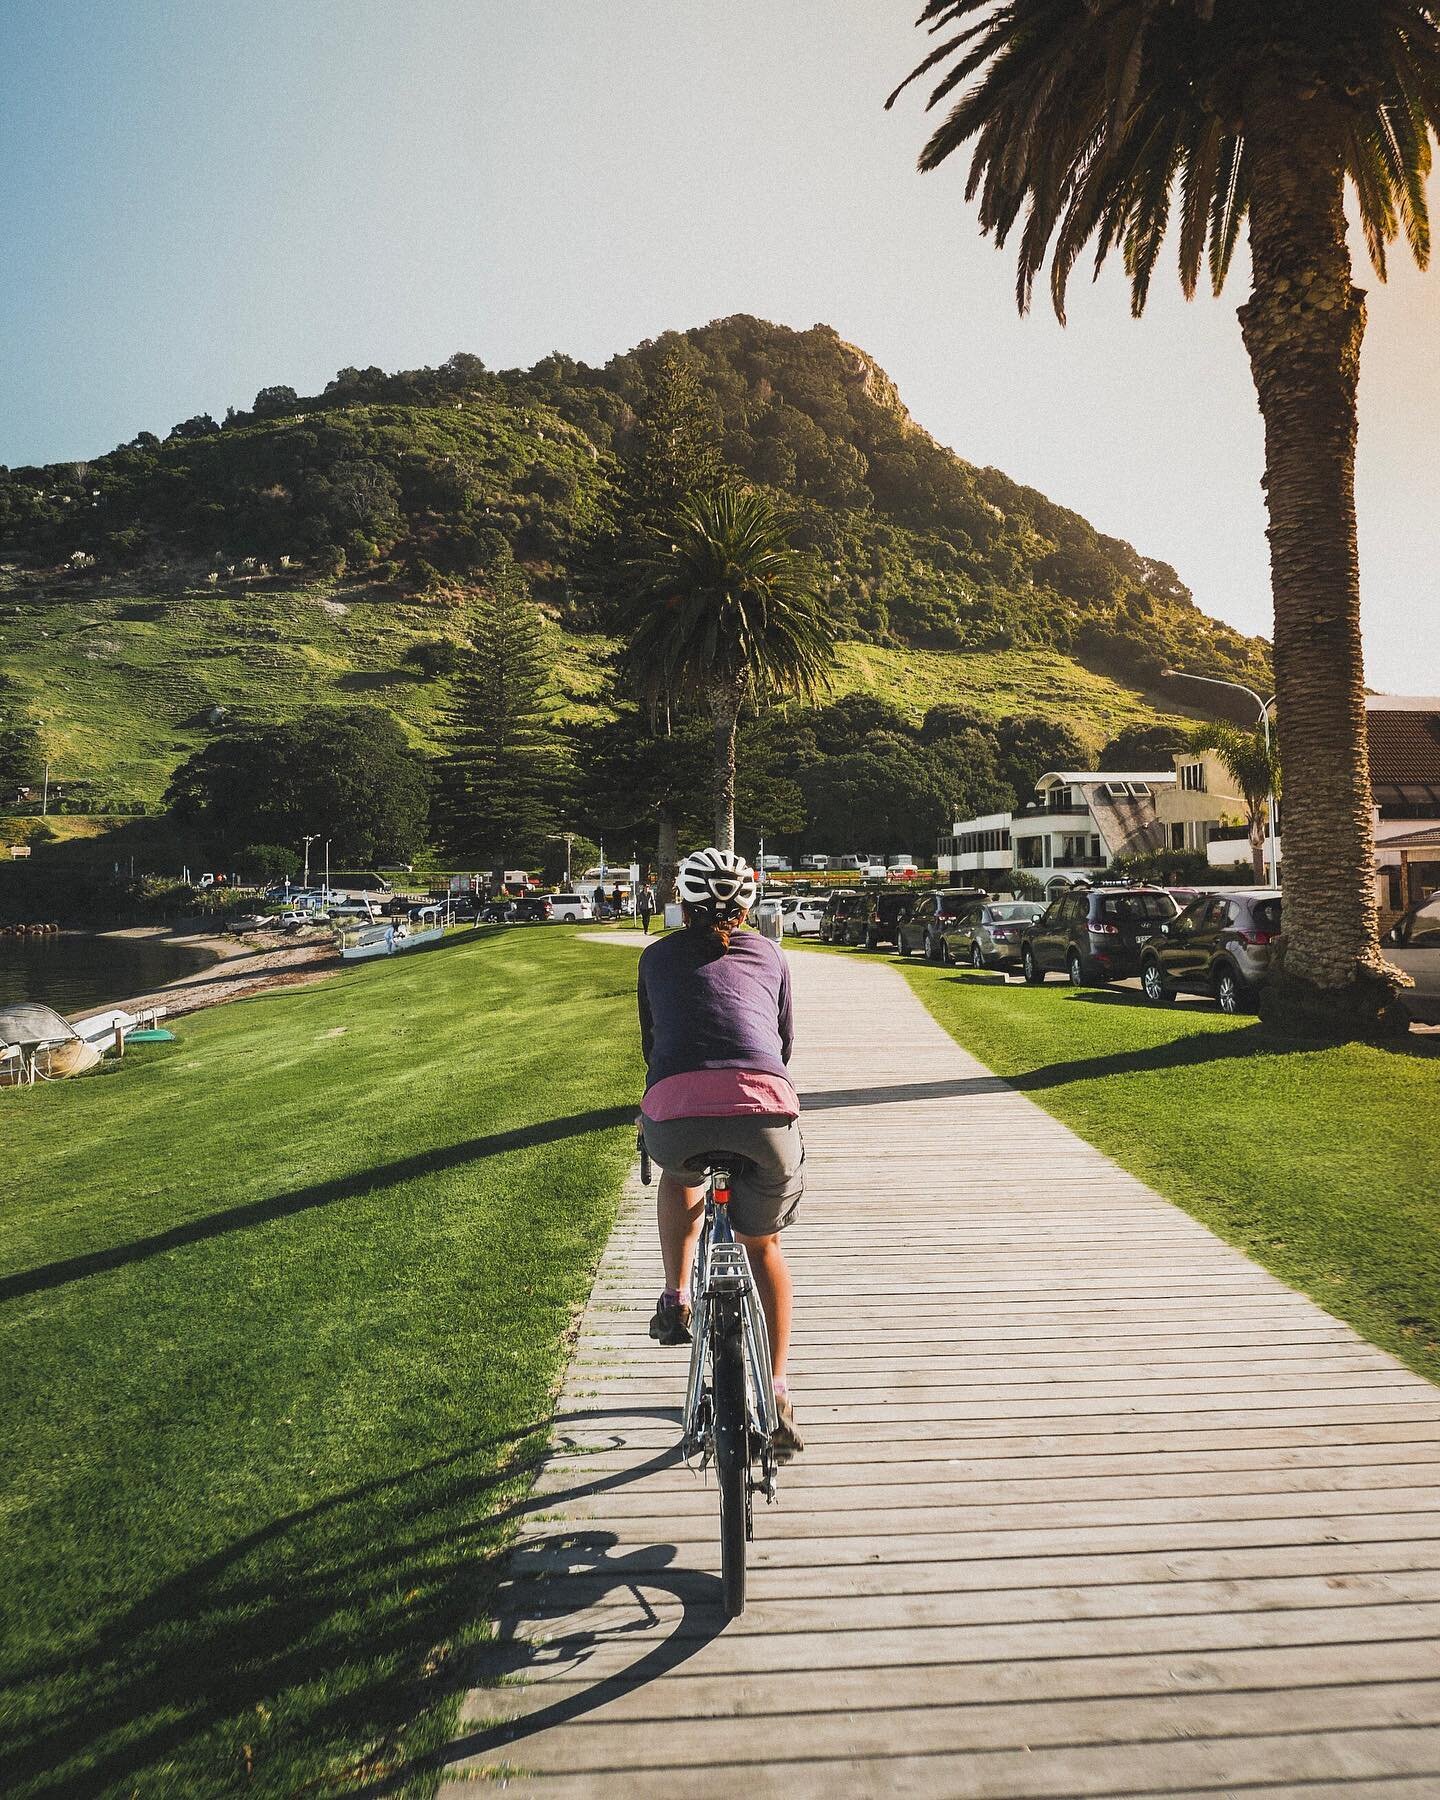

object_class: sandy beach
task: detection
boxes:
[100,924,341,1019]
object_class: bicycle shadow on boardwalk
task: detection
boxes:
[399,1402,728,1788]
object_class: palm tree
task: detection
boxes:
[627,484,835,853]
[1190,722,1281,882]
[888,1,1438,1024]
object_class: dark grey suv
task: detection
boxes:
[1021,885,1178,986]
[1139,888,1281,1013]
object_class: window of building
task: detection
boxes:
[1017,835,1046,870]
[1179,763,1206,792]
[1171,824,1185,850]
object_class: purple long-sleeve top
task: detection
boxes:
[637,929,794,1090]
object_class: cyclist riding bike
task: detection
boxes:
[638,847,805,1459]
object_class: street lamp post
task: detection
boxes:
[1162,669,1279,886]
[301,833,317,888]
[324,838,331,898]
[41,761,50,816]
[545,833,575,887]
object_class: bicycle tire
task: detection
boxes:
[712,1301,749,1618]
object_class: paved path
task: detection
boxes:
[440,946,1440,1797]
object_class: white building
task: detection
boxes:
[939,770,1174,890]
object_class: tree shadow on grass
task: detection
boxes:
[798,1023,1359,1116]
[0,1103,638,1304]
[0,1407,702,1797]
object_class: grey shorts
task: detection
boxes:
[640,1112,805,1237]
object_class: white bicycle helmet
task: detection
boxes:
[676,847,758,919]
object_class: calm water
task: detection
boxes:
[0,934,219,1016]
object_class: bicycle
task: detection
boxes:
[638,1129,779,1618]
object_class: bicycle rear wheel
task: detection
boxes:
[712,1300,749,1618]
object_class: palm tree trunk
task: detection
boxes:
[707,678,743,852]
[1248,812,1266,885]
[656,805,679,906]
[1237,91,1400,1025]
[705,676,748,849]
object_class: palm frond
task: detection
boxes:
[892,0,1440,317]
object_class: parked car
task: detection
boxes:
[1140,889,1281,1012]
[940,899,1049,971]
[1021,885,1178,986]
[781,895,827,936]
[329,897,383,922]
[818,891,864,944]
[849,888,919,950]
[274,908,330,932]
[514,894,554,924]
[896,888,987,961]
[548,892,594,922]
[1385,893,1440,1025]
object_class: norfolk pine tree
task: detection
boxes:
[439,550,568,866]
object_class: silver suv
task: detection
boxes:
[1140,888,1281,1013]
[1386,894,1440,1025]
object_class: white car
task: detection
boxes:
[782,897,826,937]
[548,892,594,922]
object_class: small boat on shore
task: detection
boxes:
[338,904,450,962]
[1,1000,174,1086]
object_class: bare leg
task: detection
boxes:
[737,1231,792,1384]
[657,1171,704,1294]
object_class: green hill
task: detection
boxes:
[0,315,1264,820]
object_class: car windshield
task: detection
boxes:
[1252,899,1282,931]
[1099,893,1176,922]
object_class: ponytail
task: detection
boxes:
[681,903,739,951]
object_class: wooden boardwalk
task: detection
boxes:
[439,947,1440,1796]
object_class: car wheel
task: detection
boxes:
[1023,946,1045,985]
[1067,948,1086,987]
[1215,965,1250,1014]
[926,934,941,964]
[897,935,911,958]
[1141,958,1175,1004]
[970,942,985,970]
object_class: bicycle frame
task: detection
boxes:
[681,1165,779,1485]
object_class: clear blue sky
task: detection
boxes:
[3,0,1436,691]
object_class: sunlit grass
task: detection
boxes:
[0,929,643,1796]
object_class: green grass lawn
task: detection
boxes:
[0,929,643,1797]
[895,957,1440,1386]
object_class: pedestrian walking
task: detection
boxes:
[638,881,656,935]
